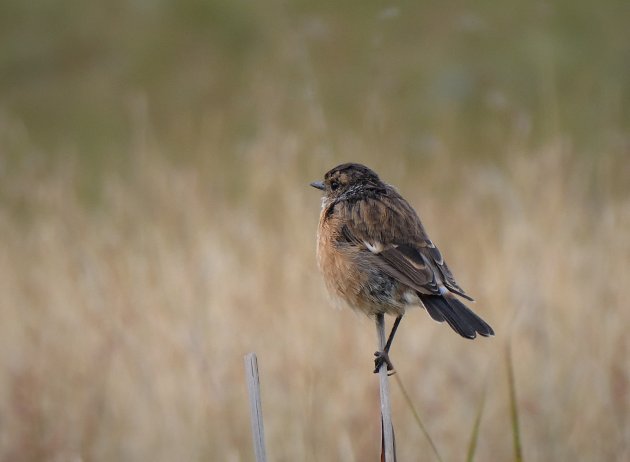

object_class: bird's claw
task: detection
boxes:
[373,350,396,375]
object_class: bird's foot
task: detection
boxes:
[373,350,396,375]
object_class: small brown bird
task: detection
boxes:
[311,163,493,372]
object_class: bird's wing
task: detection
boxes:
[336,192,473,300]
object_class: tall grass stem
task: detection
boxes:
[376,314,396,462]
[393,373,443,462]
[244,353,268,462]
[506,343,523,462]
[465,380,488,462]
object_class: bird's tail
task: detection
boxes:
[419,293,494,339]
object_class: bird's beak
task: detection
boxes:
[310,181,325,191]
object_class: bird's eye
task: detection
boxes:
[330,181,340,191]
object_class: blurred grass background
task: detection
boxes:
[0,0,629,461]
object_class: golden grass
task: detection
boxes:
[0,130,628,461]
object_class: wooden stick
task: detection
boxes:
[376,314,396,462]
[244,353,268,462]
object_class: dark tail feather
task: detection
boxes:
[423,299,446,323]
[420,293,494,339]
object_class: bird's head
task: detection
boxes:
[310,163,383,203]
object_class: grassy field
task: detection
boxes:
[1,1,629,461]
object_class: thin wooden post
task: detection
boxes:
[376,313,396,462]
[244,353,268,462]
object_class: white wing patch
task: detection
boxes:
[363,241,384,254]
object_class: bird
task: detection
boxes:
[311,163,494,373]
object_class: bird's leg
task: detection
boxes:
[374,315,403,375]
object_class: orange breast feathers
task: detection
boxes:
[316,205,370,312]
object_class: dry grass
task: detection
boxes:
[1,2,629,460]
[0,118,628,461]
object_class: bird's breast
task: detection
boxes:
[316,210,406,317]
